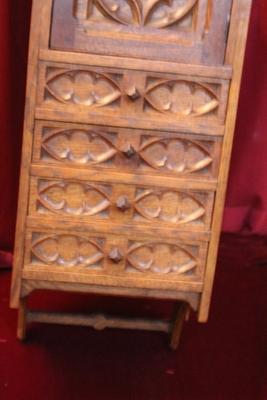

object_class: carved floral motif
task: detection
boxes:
[134,190,205,223]
[31,234,105,267]
[38,181,111,216]
[74,0,198,28]
[46,70,121,106]
[41,128,213,174]
[138,137,213,173]
[127,242,197,274]
[36,179,206,225]
[145,80,219,116]
[42,129,117,164]
[45,67,219,118]
[31,234,198,276]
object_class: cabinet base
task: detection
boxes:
[17,296,189,350]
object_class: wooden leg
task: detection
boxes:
[15,296,190,349]
[185,306,191,321]
[17,297,27,341]
[169,302,188,351]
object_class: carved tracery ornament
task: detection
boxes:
[127,242,197,274]
[31,234,105,267]
[46,70,121,107]
[134,189,205,224]
[145,79,219,117]
[45,68,219,119]
[41,128,213,175]
[38,181,111,216]
[42,129,117,165]
[138,136,213,173]
[74,0,198,28]
[31,234,198,275]
[36,179,206,225]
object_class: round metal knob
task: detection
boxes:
[126,86,141,101]
[116,196,131,212]
[122,144,136,158]
[108,248,123,263]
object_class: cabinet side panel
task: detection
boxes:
[10,0,49,308]
[198,0,253,322]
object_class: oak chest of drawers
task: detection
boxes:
[11,0,252,347]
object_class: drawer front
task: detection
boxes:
[33,121,222,180]
[50,0,232,66]
[24,229,208,286]
[37,62,229,133]
[29,176,214,231]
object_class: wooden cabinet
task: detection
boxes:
[10,0,252,346]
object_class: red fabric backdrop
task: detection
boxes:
[223,0,267,233]
[0,1,267,259]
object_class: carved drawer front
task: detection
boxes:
[33,121,222,181]
[50,0,232,66]
[36,62,230,133]
[29,176,214,231]
[24,229,208,289]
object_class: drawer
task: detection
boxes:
[36,61,230,134]
[23,228,208,290]
[29,176,214,231]
[33,121,222,181]
[50,0,232,66]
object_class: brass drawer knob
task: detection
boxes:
[126,86,141,101]
[116,196,131,212]
[122,144,136,158]
[108,248,123,263]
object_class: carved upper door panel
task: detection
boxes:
[50,0,232,65]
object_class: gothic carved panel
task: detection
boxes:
[38,125,215,176]
[74,0,198,29]
[51,0,232,64]
[144,79,219,117]
[42,129,118,165]
[138,136,213,173]
[126,242,197,274]
[134,189,206,224]
[27,228,206,279]
[37,181,111,217]
[45,69,122,107]
[32,177,211,228]
[41,64,227,124]
[31,234,105,267]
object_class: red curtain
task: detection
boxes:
[0,1,31,265]
[0,1,266,264]
[223,0,267,234]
